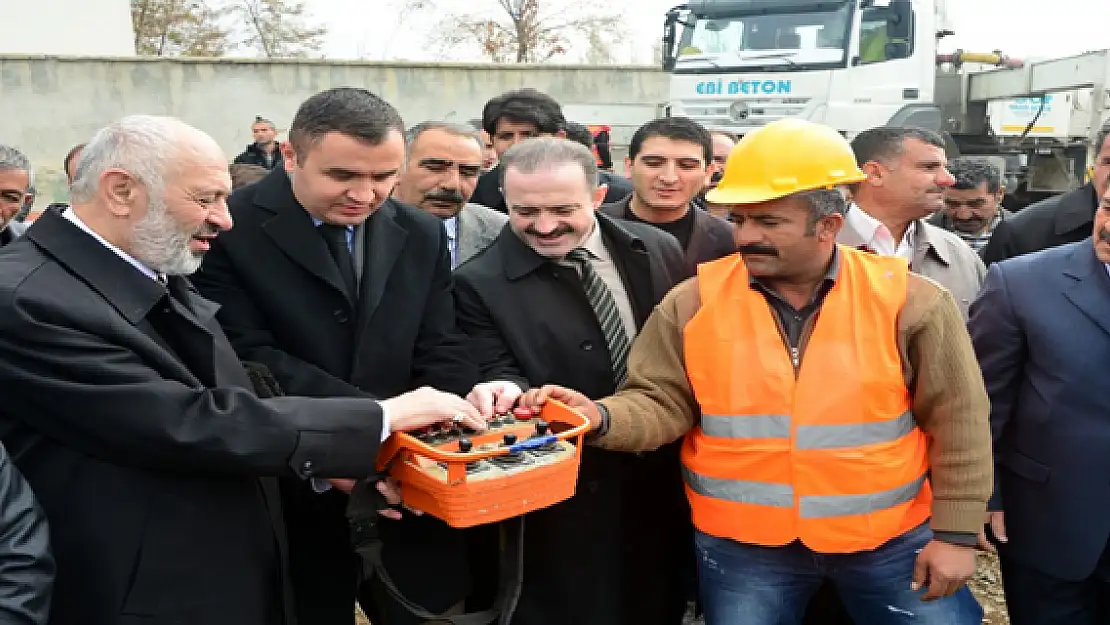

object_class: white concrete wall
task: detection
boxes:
[0,56,667,207]
[0,0,134,56]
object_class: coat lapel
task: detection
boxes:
[255,170,352,304]
[597,214,655,328]
[358,200,407,324]
[1062,239,1110,338]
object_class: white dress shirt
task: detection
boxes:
[64,209,162,281]
[444,216,459,268]
[839,203,916,263]
[571,218,639,341]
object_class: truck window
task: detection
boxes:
[859,7,913,64]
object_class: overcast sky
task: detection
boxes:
[304,0,1110,64]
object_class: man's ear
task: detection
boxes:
[280,141,298,171]
[592,185,608,208]
[100,169,142,218]
[861,161,885,186]
[817,212,845,242]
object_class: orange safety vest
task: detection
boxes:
[681,246,932,554]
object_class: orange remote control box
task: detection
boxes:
[375,400,591,528]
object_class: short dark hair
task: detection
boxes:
[948,157,1002,193]
[63,143,86,178]
[563,122,594,149]
[1096,120,1110,154]
[253,115,275,129]
[288,87,404,157]
[629,117,713,165]
[481,88,565,137]
[850,126,947,167]
[229,163,269,190]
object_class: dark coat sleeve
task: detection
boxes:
[410,226,484,396]
[968,263,1027,510]
[452,271,529,390]
[0,444,53,625]
[0,288,385,479]
[194,237,370,400]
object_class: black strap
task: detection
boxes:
[241,360,525,624]
[348,480,525,625]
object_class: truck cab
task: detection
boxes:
[662,0,944,138]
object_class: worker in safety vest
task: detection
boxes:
[520,119,993,625]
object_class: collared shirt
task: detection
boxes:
[565,219,638,341]
[840,204,915,262]
[310,217,355,253]
[749,249,840,348]
[953,211,1003,252]
[444,216,459,268]
[63,209,162,283]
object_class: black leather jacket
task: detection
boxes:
[0,443,53,624]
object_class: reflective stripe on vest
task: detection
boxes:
[700,409,916,449]
[681,246,932,554]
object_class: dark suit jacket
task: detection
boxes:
[472,165,633,213]
[969,239,1110,580]
[192,168,481,623]
[599,196,735,269]
[453,214,691,625]
[0,209,387,625]
[980,184,1097,266]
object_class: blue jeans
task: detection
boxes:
[695,523,983,625]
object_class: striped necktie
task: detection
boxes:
[565,248,632,387]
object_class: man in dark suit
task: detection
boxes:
[391,121,507,268]
[454,137,691,625]
[471,89,631,212]
[981,126,1110,265]
[193,88,518,625]
[0,145,32,246]
[0,115,484,625]
[969,186,1110,624]
[600,117,734,270]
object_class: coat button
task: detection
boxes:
[580,340,594,351]
[301,460,314,476]
[333,309,349,323]
[587,481,599,493]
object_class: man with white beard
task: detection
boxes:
[0,115,487,625]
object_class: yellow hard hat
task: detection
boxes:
[706,119,867,205]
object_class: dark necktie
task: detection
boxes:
[317,223,357,297]
[565,248,632,387]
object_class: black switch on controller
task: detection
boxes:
[535,420,549,436]
[503,433,518,446]
[459,438,473,453]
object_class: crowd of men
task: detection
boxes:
[0,84,1106,625]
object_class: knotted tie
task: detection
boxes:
[318,223,358,297]
[565,248,632,387]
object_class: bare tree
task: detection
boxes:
[233,0,328,58]
[429,0,623,64]
[131,0,234,56]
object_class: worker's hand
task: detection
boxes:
[382,387,486,433]
[518,384,602,431]
[977,511,1007,553]
[466,380,523,420]
[911,540,977,601]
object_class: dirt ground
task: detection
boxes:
[356,552,1009,624]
